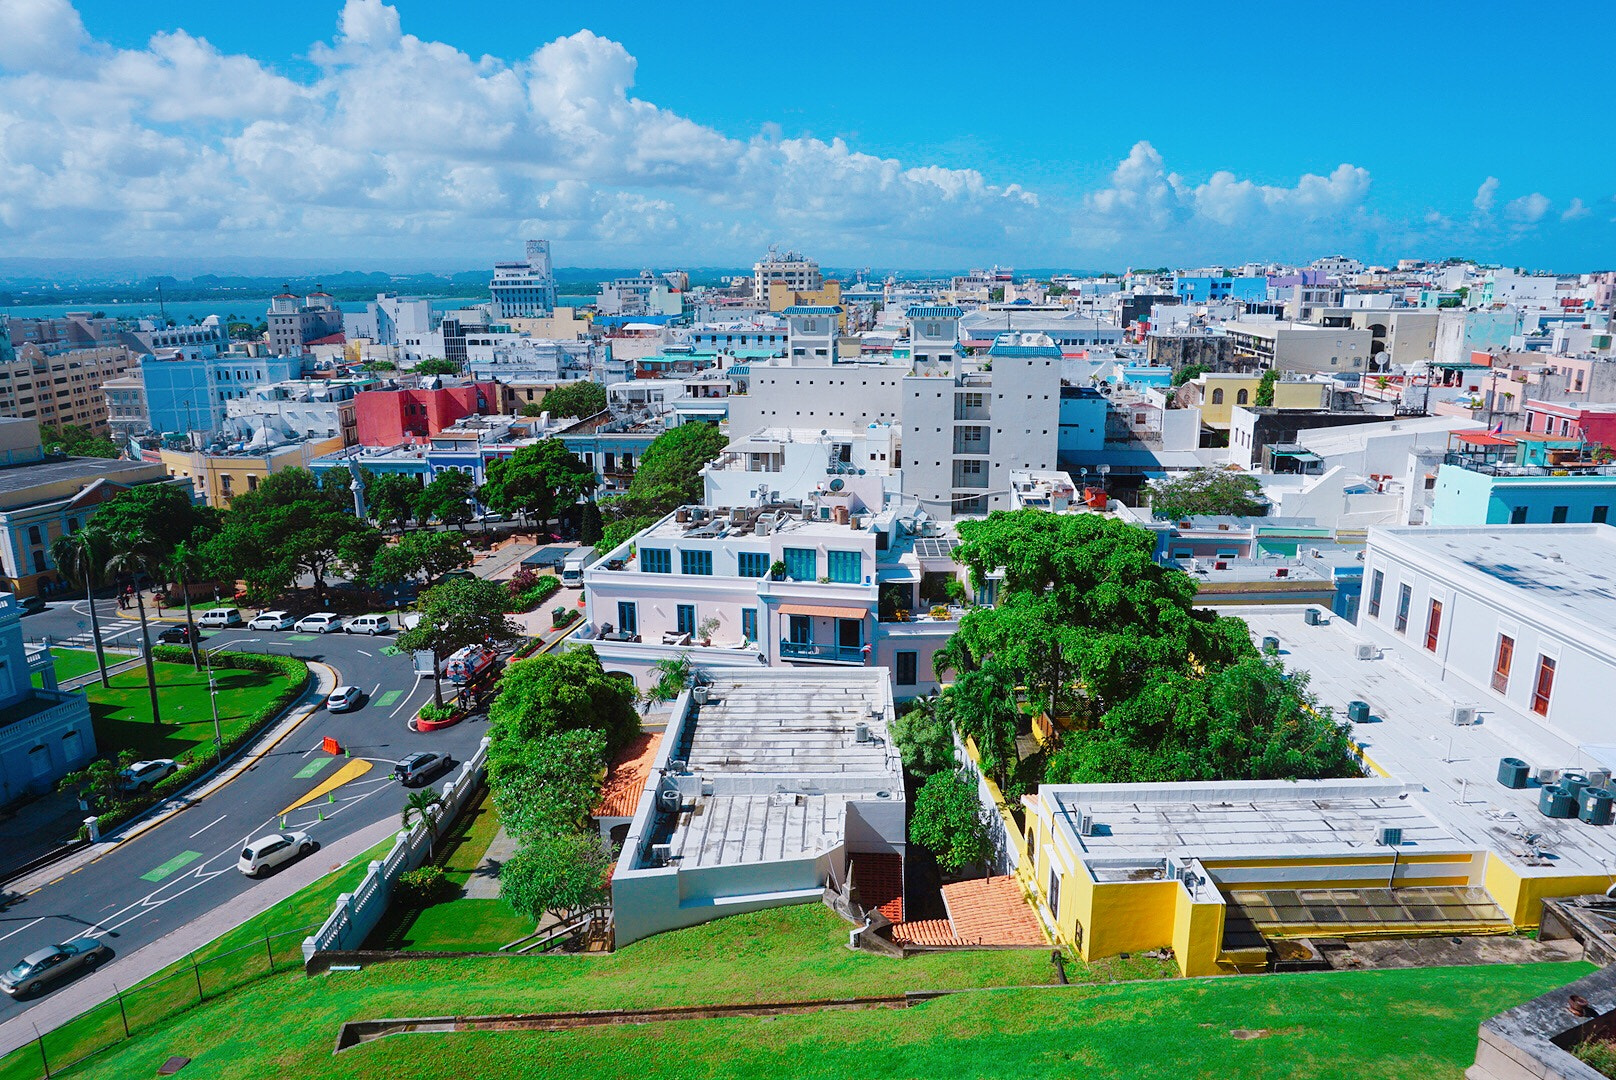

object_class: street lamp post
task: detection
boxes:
[203,642,229,766]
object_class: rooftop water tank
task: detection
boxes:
[1261,635,1280,655]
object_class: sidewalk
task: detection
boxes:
[0,815,401,1059]
[2,661,338,896]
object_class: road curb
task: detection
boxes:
[2,660,340,896]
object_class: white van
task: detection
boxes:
[344,614,393,636]
[196,607,243,628]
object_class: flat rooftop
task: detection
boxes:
[1372,525,1616,647]
[0,456,161,500]
[655,671,902,870]
[1234,604,1616,878]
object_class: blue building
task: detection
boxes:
[0,594,94,803]
[1058,385,1107,460]
[1429,432,1616,526]
[1174,275,1268,303]
[141,353,299,437]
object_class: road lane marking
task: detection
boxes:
[357,649,372,657]
[188,813,228,838]
[279,758,372,816]
[0,917,45,943]
[140,850,204,883]
[375,690,402,709]
[369,682,381,700]
[286,634,318,642]
[295,756,334,780]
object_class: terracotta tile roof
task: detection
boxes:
[940,876,1047,946]
[593,731,662,820]
[891,919,958,946]
[853,853,903,923]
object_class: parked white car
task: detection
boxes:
[237,832,314,878]
[249,610,294,631]
[117,758,177,793]
[196,607,243,628]
[294,613,344,634]
[344,614,392,636]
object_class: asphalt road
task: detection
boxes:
[0,599,490,1029]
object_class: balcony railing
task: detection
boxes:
[1442,453,1616,477]
[779,640,866,664]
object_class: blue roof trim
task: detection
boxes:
[782,305,842,315]
[905,305,964,318]
[988,344,1064,358]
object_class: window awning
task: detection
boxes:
[779,604,868,620]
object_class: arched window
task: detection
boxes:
[1211,388,1224,404]
[1236,389,1249,405]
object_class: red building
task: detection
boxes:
[1524,398,1616,448]
[354,381,498,445]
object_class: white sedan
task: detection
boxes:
[237,831,315,878]
[294,613,344,633]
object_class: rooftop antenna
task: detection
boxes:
[156,280,166,322]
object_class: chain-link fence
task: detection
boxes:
[0,926,311,1080]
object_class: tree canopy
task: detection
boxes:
[1254,368,1280,407]
[414,470,477,529]
[369,530,471,587]
[393,575,517,704]
[367,472,422,532]
[412,358,459,376]
[95,483,218,557]
[487,645,639,756]
[909,771,991,874]
[479,440,593,527]
[501,830,613,924]
[1148,468,1267,520]
[889,695,958,779]
[598,422,727,550]
[537,380,606,419]
[488,728,607,838]
[1171,363,1208,387]
[43,423,119,459]
[206,468,376,601]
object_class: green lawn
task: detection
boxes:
[82,658,294,763]
[30,648,110,688]
[19,897,1588,1080]
[366,791,533,952]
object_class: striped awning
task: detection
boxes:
[778,604,867,620]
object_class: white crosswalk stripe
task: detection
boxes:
[56,620,144,647]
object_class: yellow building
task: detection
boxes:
[767,280,843,322]
[505,307,593,339]
[159,435,345,509]
[1187,372,1262,430]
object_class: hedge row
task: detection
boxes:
[78,650,312,839]
[508,575,562,613]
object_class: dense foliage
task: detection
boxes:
[501,830,613,923]
[414,470,477,530]
[206,467,377,602]
[909,771,991,874]
[537,380,606,419]
[598,422,727,551]
[487,645,640,756]
[1147,468,1267,520]
[889,696,958,778]
[396,576,520,704]
[939,509,1359,787]
[42,423,119,458]
[479,439,594,528]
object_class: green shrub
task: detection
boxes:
[508,575,561,612]
[418,702,458,724]
[1576,1039,1616,1077]
[394,864,455,907]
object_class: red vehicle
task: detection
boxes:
[442,644,502,687]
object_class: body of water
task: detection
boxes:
[2,294,600,325]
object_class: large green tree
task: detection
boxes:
[889,695,958,779]
[96,484,221,668]
[479,440,594,530]
[51,525,114,687]
[414,470,478,530]
[412,357,459,376]
[369,531,472,587]
[206,467,378,603]
[597,421,727,549]
[487,645,639,756]
[42,424,118,458]
[488,728,607,838]
[536,380,606,419]
[501,830,612,925]
[909,771,991,874]
[395,576,519,706]
[368,472,423,532]
[1148,468,1267,520]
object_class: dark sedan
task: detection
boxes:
[1,938,111,998]
[157,624,200,645]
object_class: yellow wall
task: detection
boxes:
[1197,373,1261,428]
[161,435,344,509]
[1484,854,1613,927]
[1172,885,1226,978]
[1272,380,1330,410]
[768,281,844,321]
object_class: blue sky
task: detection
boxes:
[2,0,1612,271]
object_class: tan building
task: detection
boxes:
[1,345,136,436]
[766,279,843,319]
[0,417,185,597]
[158,435,345,509]
[505,308,593,340]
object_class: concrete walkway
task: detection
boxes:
[0,815,400,1059]
[463,826,516,900]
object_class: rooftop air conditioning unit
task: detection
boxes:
[649,843,673,867]
[1078,811,1096,837]
[1451,705,1478,727]
[1355,643,1378,661]
[1536,766,1561,786]
[1376,826,1403,847]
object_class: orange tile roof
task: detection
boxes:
[853,853,903,923]
[940,876,1047,946]
[891,919,958,946]
[593,731,663,819]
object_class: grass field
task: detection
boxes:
[30,648,114,689]
[26,897,1587,1080]
[82,657,294,763]
[366,790,532,952]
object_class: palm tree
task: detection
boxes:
[165,540,209,670]
[106,532,165,725]
[51,525,113,688]
[401,789,445,860]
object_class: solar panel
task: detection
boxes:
[913,538,961,558]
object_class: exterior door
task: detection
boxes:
[838,618,862,649]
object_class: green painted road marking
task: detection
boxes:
[286,634,318,642]
[295,757,334,780]
[375,689,402,709]
[141,850,203,883]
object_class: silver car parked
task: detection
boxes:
[1,938,111,998]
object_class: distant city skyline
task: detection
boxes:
[1,0,1612,270]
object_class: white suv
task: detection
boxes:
[237,832,314,878]
[294,613,343,633]
[249,610,294,631]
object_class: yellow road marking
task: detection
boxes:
[48,877,63,886]
[279,757,372,816]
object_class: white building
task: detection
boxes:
[753,250,822,301]
[343,294,435,349]
[703,425,900,511]
[579,504,975,698]
[1359,524,1616,748]
[598,271,684,317]
[610,668,904,946]
[489,240,557,319]
[1226,320,1376,374]
[223,379,365,444]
